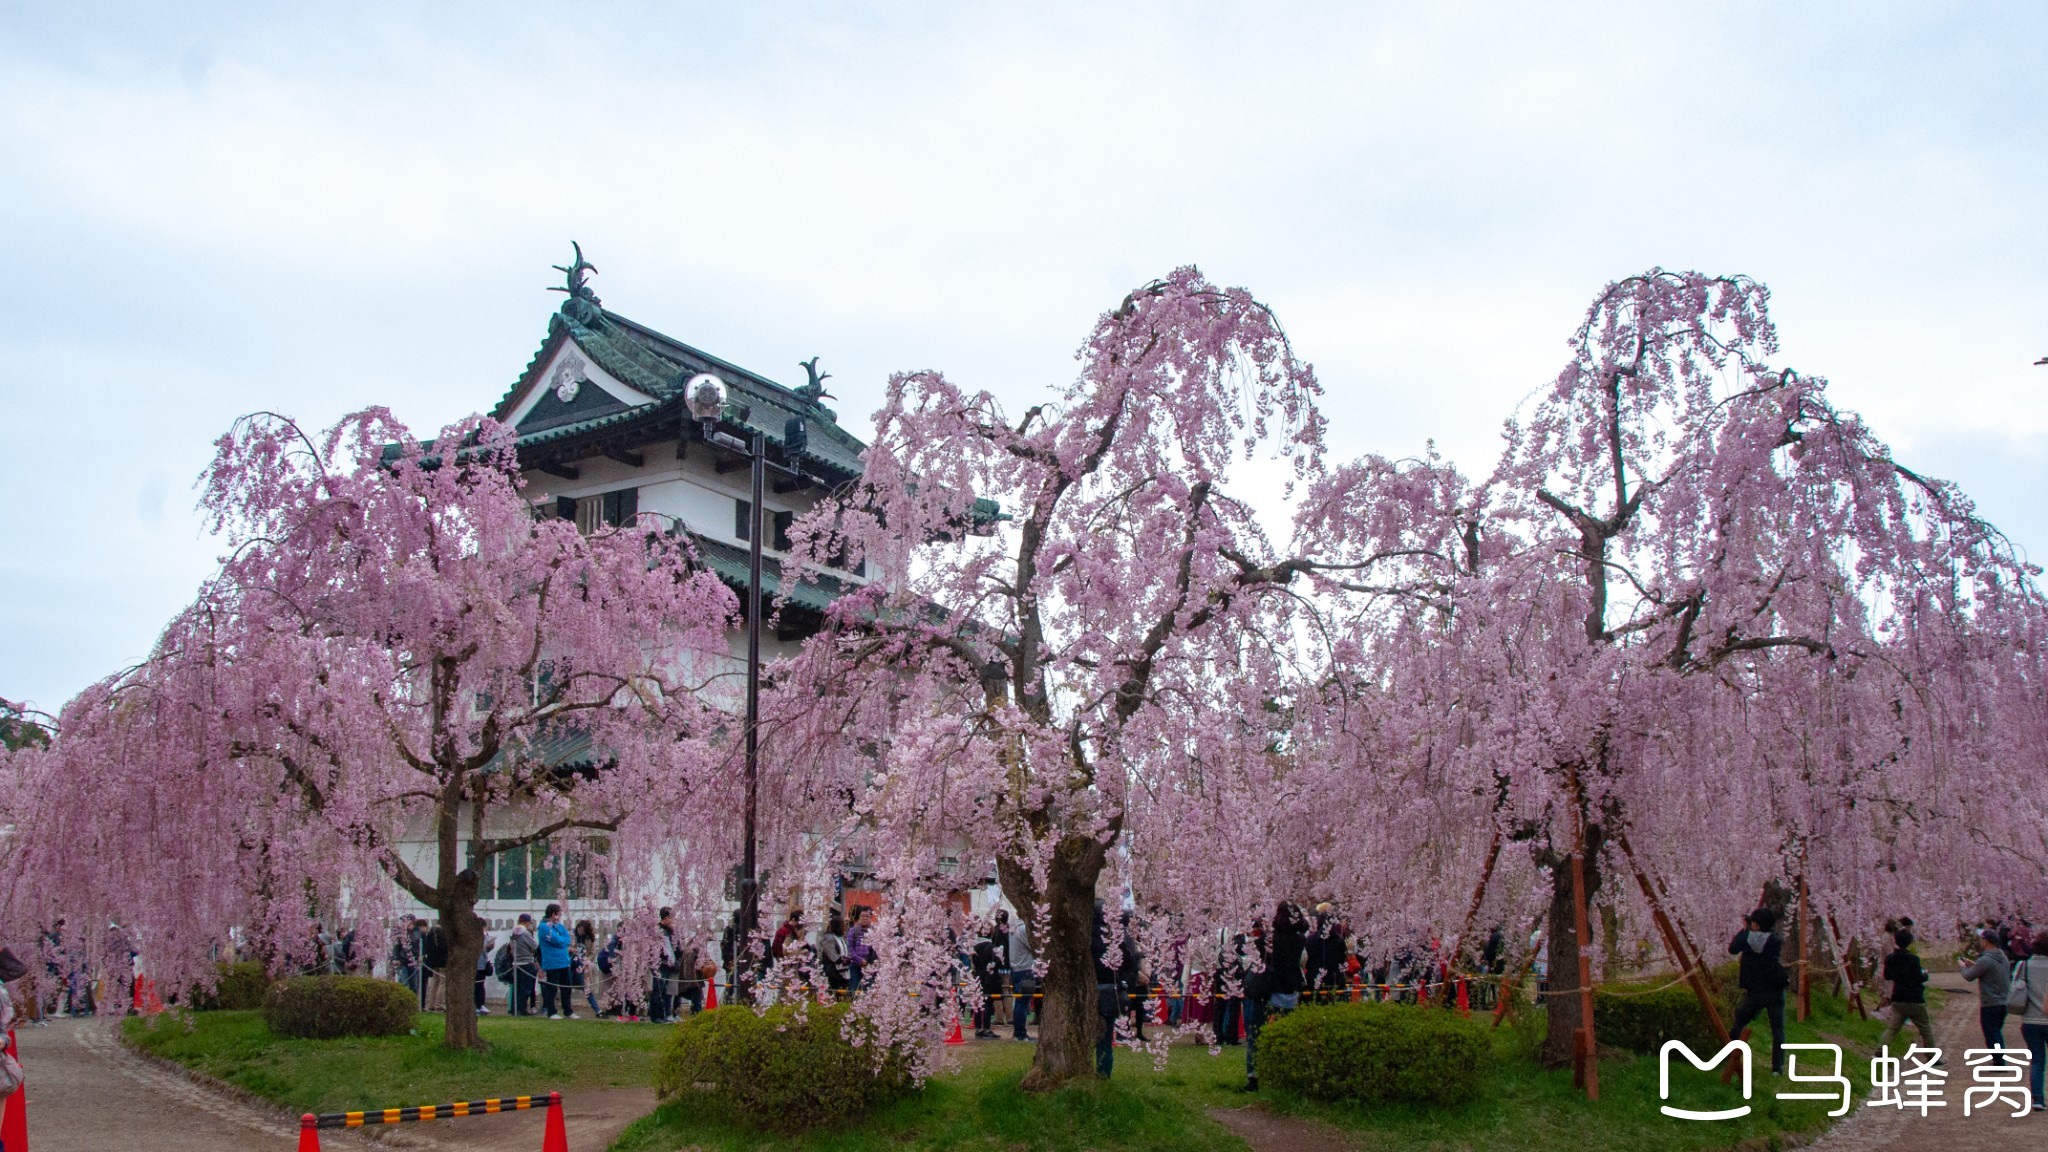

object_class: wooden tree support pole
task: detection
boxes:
[1795,865,1812,1023]
[1567,768,1598,1102]
[1614,828,1721,1001]
[1617,833,1730,1047]
[1492,909,1549,1029]
[1440,826,1503,1012]
[1825,912,1867,1019]
[1570,845,1599,1100]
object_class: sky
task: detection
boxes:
[2,2,2043,714]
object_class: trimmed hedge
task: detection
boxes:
[1257,1002,1488,1105]
[1592,981,1722,1054]
[263,976,416,1039]
[655,1004,913,1133]
[195,962,271,1011]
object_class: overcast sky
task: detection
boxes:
[3,3,2043,713]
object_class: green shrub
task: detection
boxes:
[1593,981,1720,1054]
[194,962,272,1011]
[262,976,416,1040]
[655,1003,914,1132]
[1257,1002,1488,1105]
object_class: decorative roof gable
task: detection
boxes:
[494,293,867,482]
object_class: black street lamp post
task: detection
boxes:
[684,372,808,1002]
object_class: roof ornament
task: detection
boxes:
[796,357,835,404]
[551,352,589,403]
[550,242,601,310]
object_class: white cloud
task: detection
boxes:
[1,1,2043,708]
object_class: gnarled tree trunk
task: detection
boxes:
[1006,834,1109,1091]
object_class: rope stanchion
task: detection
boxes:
[294,1091,563,1150]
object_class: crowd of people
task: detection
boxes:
[381,904,726,1022]
[24,894,2048,1112]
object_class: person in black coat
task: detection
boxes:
[970,925,1003,1038]
[1114,911,1148,1042]
[1727,907,1790,1074]
[1244,902,1309,1092]
[1307,904,1347,1001]
[421,919,450,1011]
[1091,905,1124,1079]
[1213,933,1246,1046]
[1877,929,1938,1053]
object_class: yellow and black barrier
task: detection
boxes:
[296,1090,567,1150]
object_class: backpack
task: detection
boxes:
[492,942,513,982]
[597,940,617,977]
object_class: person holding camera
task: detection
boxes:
[1726,907,1790,1075]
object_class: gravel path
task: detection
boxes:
[1802,971,2037,1151]
[11,1016,655,1152]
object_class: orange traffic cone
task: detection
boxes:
[541,1091,568,1152]
[943,1014,965,1045]
[1153,993,1168,1026]
[703,980,718,1011]
[2,1031,24,1152]
[297,1113,321,1152]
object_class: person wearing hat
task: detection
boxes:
[1960,927,2014,1058]
[1726,908,1790,1074]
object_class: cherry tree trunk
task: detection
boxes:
[1540,846,1603,1068]
[1017,835,1109,1092]
[439,900,488,1052]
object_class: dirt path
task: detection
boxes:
[1206,1105,1358,1152]
[11,1016,654,1152]
[1803,970,2036,1151]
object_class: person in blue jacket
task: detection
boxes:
[539,903,577,1019]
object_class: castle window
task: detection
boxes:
[573,487,639,535]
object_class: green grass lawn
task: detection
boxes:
[130,988,1904,1152]
[1246,989,1900,1152]
[612,1040,1247,1152]
[615,988,1901,1152]
[123,1010,666,1115]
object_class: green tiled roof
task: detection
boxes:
[480,727,594,774]
[497,300,868,482]
[689,533,851,615]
